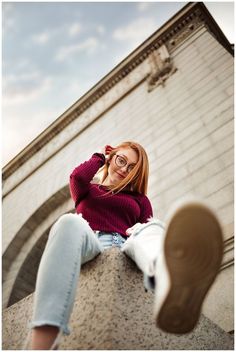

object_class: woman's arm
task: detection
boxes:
[125,197,154,236]
[69,145,114,206]
[139,196,153,223]
[69,153,105,205]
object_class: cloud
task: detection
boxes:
[5,71,41,83]
[68,78,98,99]
[55,37,99,62]
[32,31,51,44]
[3,58,34,78]
[68,22,105,38]
[96,25,105,35]
[15,58,32,70]
[137,2,153,12]
[68,23,82,36]
[113,17,158,47]
[31,22,85,46]
[2,123,33,166]
[2,73,53,106]
[31,25,66,45]
[112,50,134,67]
[2,107,59,166]
[3,17,15,31]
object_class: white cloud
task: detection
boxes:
[2,125,31,166]
[2,107,59,166]
[2,75,53,106]
[55,37,99,62]
[96,25,105,35]
[113,17,157,47]
[15,58,32,70]
[31,22,85,45]
[5,71,41,83]
[31,26,67,45]
[68,23,82,36]
[112,49,134,67]
[32,31,50,44]
[69,78,99,99]
[137,2,153,12]
[3,17,15,31]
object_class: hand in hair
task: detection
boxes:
[100,145,115,157]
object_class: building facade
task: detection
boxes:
[2,2,234,334]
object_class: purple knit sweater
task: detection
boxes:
[69,153,153,237]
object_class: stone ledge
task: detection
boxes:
[2,248,234,350]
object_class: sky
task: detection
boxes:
[2,1,235,167]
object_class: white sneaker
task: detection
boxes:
[153,198,224,334]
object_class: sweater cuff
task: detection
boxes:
[92,152,106,165]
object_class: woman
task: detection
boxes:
[26,141,223,349]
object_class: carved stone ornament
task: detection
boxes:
[147,44,177,92]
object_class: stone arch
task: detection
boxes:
[8,226,49,306]
[3,185,75,308]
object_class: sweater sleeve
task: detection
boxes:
[69,153,105,206]
[139,195,153,223]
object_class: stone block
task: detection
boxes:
[218,203,234,228]
[193,30,219,52]
[2,248,234,350]
[206,183,233,209]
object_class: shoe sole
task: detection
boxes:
[156,202,223,334]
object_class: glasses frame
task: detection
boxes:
[114,154,136,173]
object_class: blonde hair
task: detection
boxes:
[96,141,149,196]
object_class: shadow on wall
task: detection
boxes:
[3,185,74,308]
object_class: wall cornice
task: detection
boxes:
[2,2,233,180]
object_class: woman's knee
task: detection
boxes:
[57,213,88,227]
[50,213,90,239]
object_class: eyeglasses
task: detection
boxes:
[114,154,136,173]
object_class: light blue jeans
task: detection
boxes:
[26,212,165,347]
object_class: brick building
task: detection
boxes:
[2,2,234,347]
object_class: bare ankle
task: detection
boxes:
[30,325,59,350]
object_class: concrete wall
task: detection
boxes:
[2,24,234,332]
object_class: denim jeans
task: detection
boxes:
[26,212,165,347]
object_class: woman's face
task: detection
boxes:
[106,147,138,186]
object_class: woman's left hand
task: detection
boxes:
[100,145,115,158]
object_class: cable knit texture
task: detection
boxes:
[69,153,153,237]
